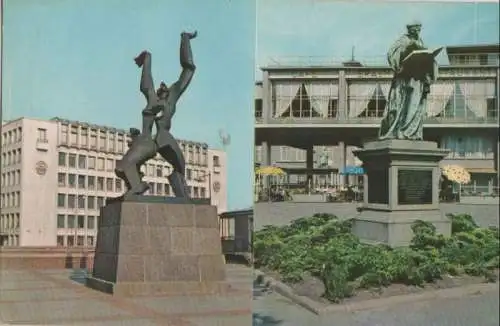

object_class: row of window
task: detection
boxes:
[59,124,211,166]
[1,192,21,209]
[1,149,22,167]
[59,152,116,171]
[268,93,498,119]
[256,97,499,120]
[59,152,171,177]
[270,81,497,98]
[441,136,495,159]
[0,235,19,247]
[1,127,22,147]
[57,172,208,196]
[0,213,20,231]
[142,182,207,197]
[56,182,208,210]
[57,234,95,247]
[255,146,333,163]
[1,235,96,247]
[57,214,98,230]
[2,177,210,211]
[58,152,215,178]
[1,170,21,188]
[260,80,499,119]
[449,54,499,66]
[59,173,124,193]
[57,193,106,210]
[1,122,215,167]
[255,137,496,165]
[61,124,127,153]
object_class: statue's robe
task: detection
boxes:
[378,34,438,140]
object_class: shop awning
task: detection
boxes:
[340,166,365,175]
[466,168,497,174]
[280,168,339,174]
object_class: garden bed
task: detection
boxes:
[254,213,500,304]
[260,267,499,305]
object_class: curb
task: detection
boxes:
[254,270,500,315]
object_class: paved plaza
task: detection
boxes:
[0,261,499,326]
[0,264,252,326]
[253,282,500,326]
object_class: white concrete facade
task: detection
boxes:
[0,117,227,247]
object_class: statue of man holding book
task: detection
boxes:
[378,20,442,140]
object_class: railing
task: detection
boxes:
[448,54,499,66]
[264,53,499,68]
[256,115,499,124]
[266,55,392,67]
[460,185,499,197]
[255,185,364,203]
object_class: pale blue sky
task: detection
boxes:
[256,0,499,76]
[3,0,255,211]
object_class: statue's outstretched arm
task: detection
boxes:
[169,31,197,100]
[134,51,155,102]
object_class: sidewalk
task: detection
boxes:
[0,264,252,326]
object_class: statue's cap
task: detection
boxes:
[406,20,422,27]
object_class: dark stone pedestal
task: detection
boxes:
[352,139,451,247]
[86,196,229,296]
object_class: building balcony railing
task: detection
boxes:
[266,55,389,67]
[256,115,499,125]
[263,53,499,68]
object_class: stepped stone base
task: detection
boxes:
[353,208,451,247]
[86,196,229,296]
[352,140,451,247]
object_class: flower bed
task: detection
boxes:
[253,213,499,303]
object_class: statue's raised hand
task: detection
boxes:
[182,31,198,39]
[134,50,150,67]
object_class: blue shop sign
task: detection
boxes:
[341,166,365,175]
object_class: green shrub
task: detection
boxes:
[253,213,499,303]
[449,213,479,234]
[321,262,354,303]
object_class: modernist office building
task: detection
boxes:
[0,117,227,247]
[255,44,499,192]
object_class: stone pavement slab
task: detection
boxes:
[1,288,93,301]
[71,319,160,326]
[0,264,252,325]
[1,299,133,324]
[132,295,252,315]
[189,315,253,326]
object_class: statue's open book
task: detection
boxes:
[403,47,443,65]
[401,47,443,75]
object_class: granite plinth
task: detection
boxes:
[86,199,228,296]
[352,139,451,247]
